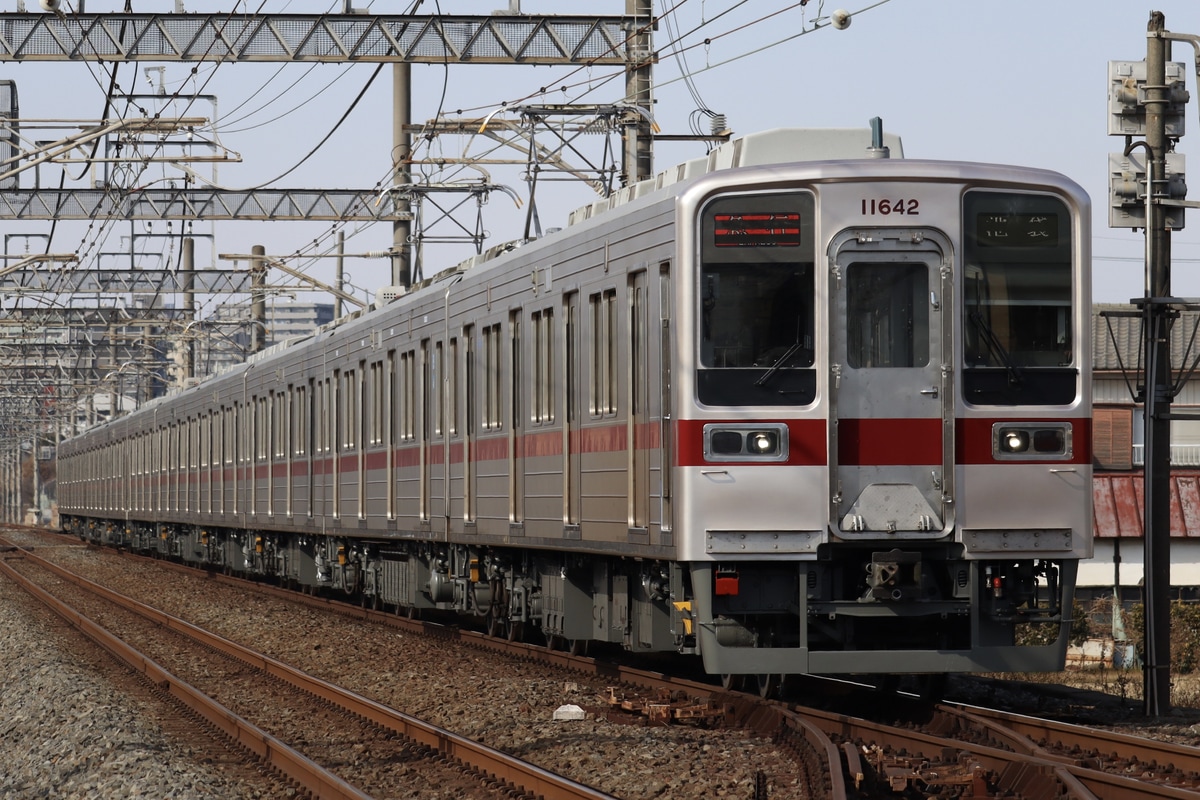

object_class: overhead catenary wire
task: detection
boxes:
[39,1,896,317]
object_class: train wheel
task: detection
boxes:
[918,674,948,701]
[720,674,744,692]
[567,639,587,657]
[875,675,900,694]
[756,674,781,699]
[507,621,525,643]
[486,611,505,638]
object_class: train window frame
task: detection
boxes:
[531,307,555,425]
[844,261,930,369]
[961,189,1077,407]
[400,349,416,441]
[589,288,618,418]
[369,359,383,446]
[463,324,475,436]
[449,337,459,436]
[695,189,817,407]
[482,323,503,431]
[432,341,443,437]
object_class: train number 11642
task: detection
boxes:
[860,198,920,215]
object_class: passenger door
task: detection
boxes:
[828,228,953,537]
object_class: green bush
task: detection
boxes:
[1120,600,1200,673]
[1016,597,1090,647]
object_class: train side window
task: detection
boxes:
[463,326,474,437]
[400,350,416,440]
[532,308,555,425]
[449,337,459,435]
[369,360,382,446]
[962,191,1076,405]
[590,289,617,417]
[344,367,360,449]
[293,386,306,456]
[482,324,502,430]
[385,352,396,449]
[510,313,522,431]
[696,190,816,406]
[278,390,288,459]
[432,342,443,436]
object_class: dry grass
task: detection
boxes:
[1004,666,1200,710]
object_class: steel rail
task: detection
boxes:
[0,553,371,800]
[95,545,848,800]
[8,544,617,800]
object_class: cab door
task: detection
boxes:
[828,228,954,537]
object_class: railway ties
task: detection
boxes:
[778,686,1200,799]
[0,537,613,800]
[15,525,1200,800]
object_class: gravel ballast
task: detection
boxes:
[0,560,268,799]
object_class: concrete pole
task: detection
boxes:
[1142,9,1173,717]
[336,230,345,320]
[250,244,267,355]
[183,236,195,381]
[393,63,413,288]
[623,0,653,185]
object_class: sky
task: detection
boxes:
[4,0,1200,311]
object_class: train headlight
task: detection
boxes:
[992,422,1071,460]
[749,431,779,454]
[703,423,789,462]
[1002,430,1029,453]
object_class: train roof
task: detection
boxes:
[565,126,905,227]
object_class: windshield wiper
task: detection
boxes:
[755,340,803,387]
[968,310,1023,386]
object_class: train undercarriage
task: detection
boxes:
[65,516,1075,688]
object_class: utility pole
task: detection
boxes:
[624,0,654,184]
[1141,10,1173,718]
[250,245,267,355]
[1108,10,1200,717]
[393,62,412,289]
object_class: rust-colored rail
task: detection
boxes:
[72,540,847,800]
[2,544,617,800]
[0,553,370,800]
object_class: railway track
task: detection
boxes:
[0,537,614,800]
[7,526,1200,800]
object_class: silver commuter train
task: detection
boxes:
[58,127,1093,689]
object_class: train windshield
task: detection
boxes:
[696,191,817,406]
[962,190,1076,405]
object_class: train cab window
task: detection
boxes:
[696,191,816,406]
[962,191,1076,405]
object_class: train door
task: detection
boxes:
[629,271,649,534]
[266,393,275,517]
[658,264,673,538]
[305,379,314,519]
[420,339,432,522]
[564,292,580,530]
[463,329,476,523]
[355,363,366,520]
[332,369,342,520]
[230,405,239,518]
[828,228,954,537]
[509,313,524,526]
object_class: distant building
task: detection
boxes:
[1085,303,1200,601]
[194,299,334,378]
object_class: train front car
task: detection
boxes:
[676,159,1092,684]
